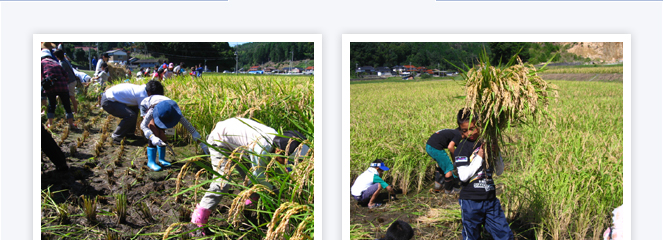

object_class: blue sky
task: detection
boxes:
[229,42,250,47]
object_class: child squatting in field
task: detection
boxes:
[138,82,209,171]
[425,112,464,194]
[454,110,513,240]
[350,159,396,209]
[190,117,310,236]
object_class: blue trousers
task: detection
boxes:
[459,198,513,240]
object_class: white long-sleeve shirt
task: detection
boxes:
[207,117,276,152]
[457,147,504,182]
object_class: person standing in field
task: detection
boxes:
[350,159,396,209]
[54,49,81,114]
[425,121,462,194]
[190,117,310,235]
[196,64,204,77]
[101,83,160,144]
[91,57,97,70]
[454,111,512,240]
[95,53,109,76]
[42,50,75,129]
[138,84,209,171]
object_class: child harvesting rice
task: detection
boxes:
[350,159,395,209]
[454,111,512,240]
[190,117,309,236]
[138,82,209,171]
[425,111,463,194]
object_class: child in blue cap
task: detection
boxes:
[139,81,209,171]
[350,159,395,209]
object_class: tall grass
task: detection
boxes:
[133,74,313,142]
[147,74,316,239]
[350,80,622,239]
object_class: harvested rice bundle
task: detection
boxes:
[108,63,131,82]
[459,50,558,167]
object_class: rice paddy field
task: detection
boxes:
[350,75,622,239]
[41,73,314,239]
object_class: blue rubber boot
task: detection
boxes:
[147,147,161,171]
[157,146,172,167]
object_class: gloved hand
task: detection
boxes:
[149,135,166,147]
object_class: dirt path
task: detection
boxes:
[41,101,236,239]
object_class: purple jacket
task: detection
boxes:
[41,57,69,93]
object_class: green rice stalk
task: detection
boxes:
[137,201,154,223]
[114,194,128,224]
[82,195,97,223]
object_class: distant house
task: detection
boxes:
[282,67,303,73]
[74,46,98,52]
[392,65,405,74]
[416,66,427,73]
[106,49,128,63]
[249,66,261,71]
[375,67,392,76]
[357,66,375,74]
[305,66,314,74]
[134,59,160,68]
[264,67,276,72]
[403,65,416,71]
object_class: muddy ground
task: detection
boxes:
[40,102,250,239]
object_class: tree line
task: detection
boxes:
[235,42,314,69]
[350,42,584,73]
[60,42,314,71]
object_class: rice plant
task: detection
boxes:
[114,193,128,224]
[137,201,155,223]
[41,187,69,224]
[457,49,558,167]
[82,195,97,223]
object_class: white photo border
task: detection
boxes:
[342,34,631,240]
[34,34,322,240]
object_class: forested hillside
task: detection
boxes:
[350,42,589,72]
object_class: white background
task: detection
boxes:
[1,1,661,239]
